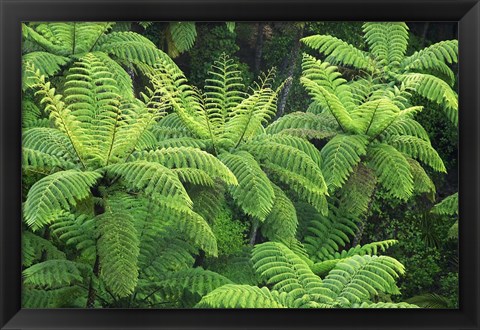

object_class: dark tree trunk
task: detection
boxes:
[420,22,430,48]
[352,186,377,246]
[249,220,259,245]
[86,256,100,308]
[254,23,265,73]
[275,25,304,119]
[85,185,105,308]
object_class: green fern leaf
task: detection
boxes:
[367,143,413,200]
[321,134,369,191]
[23,170,101,230]
[337,163,377,218]
[97,210,140,298]
[23,260,84,289]
[219,151,275,220]
[363,22,409,67]
[197,284,288,308]
[301,35,372,71]
[261,184,298,242]
[169,22,197,54]
[398,73,458,125]
[431,192,458,216]
[386,135,446,172]
[132,147,237,186]
[323,255,405,305]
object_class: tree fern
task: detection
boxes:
[302,22,458,124]
[198,242,413,308]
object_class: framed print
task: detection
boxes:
[1,0,479,329]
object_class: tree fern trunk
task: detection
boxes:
[86,185,105,308]
[249,219,259,245]
[352,186,377,246]
[86,256,100,308]
[275,26,304,119]
[254,23,265,73]
[352,221,365,247]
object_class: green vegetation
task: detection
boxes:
[21,21,458,308]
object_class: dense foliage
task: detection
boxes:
[21,21,458,308]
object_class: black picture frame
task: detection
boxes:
[1,0,479,329]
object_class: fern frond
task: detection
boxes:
[431,192,458,216]
[26,65,88,166]
[337,163,377,218]
[23,128,77,164]
[23,260,84,289]
[23,170,101,230]
[367,143,413,200]
[252,242,334,306]
[403,40,458,67]
[23,286,84,308]
[97,210,140,298]
[386,135,446,172]
[132,147,237,186]
[204,53,245,144]
[353,301,418,308]
[407,158,436,199]
[188,182,226,223]
[245,138,328,214]
[93,31,166,67]
[321,134,369,191]
[219,151,275,221]
[22,23,70,55]
[149,63,210,139]
[261,184,298,242]
[146,267,232,298]
[104,161,192,207]
[349,99,401,137]
[311,239,398,276]
[301,35,372,71]
[322,255,405,305]
[363,22,409,67]
[22,231,66,267]
[303,205,357,262]
[265,112,338,139]
[63,52,123,166]
[398,73,458,125]
[23,148,76,171]
[197,284,288,308]
[381,117,430,142]
[22,52,69,89]
[90,51,134,99]
[405,293,450,308]
[224,73,282,147]
[301,76,354,132]
[301,54,355,112]
[169,22,197,54]
[50,214,96,259]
